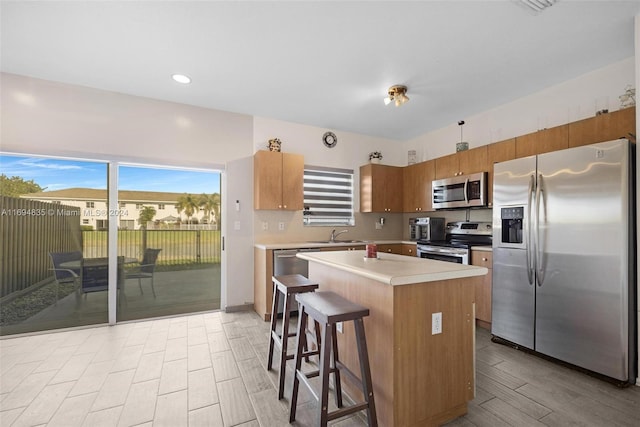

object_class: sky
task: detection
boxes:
[0,155,221,194]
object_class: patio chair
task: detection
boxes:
[125,248,161,297]
[49,251,83,302]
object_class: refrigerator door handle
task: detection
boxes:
[526,174,535,285]
[535,174,545,286]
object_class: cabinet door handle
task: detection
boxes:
[482,257,488,261]
[278,205,282,208]
[387,249,392,252]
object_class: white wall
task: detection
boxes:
[252,116,405,243]
[0,72,256,311]
[224,156,255,310]
[253,116,405,168]
[1,73,253,166]
[404,57,636,162]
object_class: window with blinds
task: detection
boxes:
[303,166,354,226]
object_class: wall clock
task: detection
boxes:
[322,131,338,148]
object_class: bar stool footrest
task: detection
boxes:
[327,403,371,422]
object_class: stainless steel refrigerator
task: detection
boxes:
[492,139,636,383]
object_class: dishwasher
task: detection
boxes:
[273,248,316,315]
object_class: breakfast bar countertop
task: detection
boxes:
[297,250,488,286]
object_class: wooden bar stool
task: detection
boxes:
[289,291,377,427]
[267,274,320,400]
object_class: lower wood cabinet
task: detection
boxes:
[254,247,274,321]
[471,250,493,329]
[401,244,416,256]
[376,243,402,254]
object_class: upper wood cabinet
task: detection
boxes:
[568,107,636,148]
[254,151,304,210]
[403,160,435,213]
[360,164,403,213]
[486,138,516,207]
[515,125,568,158]
[434,146,488,180]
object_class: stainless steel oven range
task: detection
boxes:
[416,221,492,264]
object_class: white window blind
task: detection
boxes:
[303,165,354,226]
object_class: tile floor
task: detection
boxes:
[0,309,639,426]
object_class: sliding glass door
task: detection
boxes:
[0,154,109,335]
[0,155,222,335]
[115,165,221,322]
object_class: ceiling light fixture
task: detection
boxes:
[517,0,558,13]
[172,74,192,84]
[384,85,409,107]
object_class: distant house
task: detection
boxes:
[22,188,216,230]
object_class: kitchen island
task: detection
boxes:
[296,250,488,427]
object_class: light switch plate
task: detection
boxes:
[432,312,442,335]
[261,221,268,231]
[278,222,285,231]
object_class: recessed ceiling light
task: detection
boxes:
[172,74,191,84]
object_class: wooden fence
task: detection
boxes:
[1,199,220,299]
[0,196,82,298]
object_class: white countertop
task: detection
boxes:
[254,240,414,250]
[297,250,488,286]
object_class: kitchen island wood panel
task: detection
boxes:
[302,252,483,427]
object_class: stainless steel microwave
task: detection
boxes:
[432,172,487,209]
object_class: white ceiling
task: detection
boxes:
[1,1,638,141]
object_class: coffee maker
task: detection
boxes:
[409,217,445,242]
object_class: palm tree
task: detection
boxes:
[138,205,157,228]
[199,193,221,226]
[176,193,200,224]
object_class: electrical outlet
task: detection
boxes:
[278,222,285,231]
[375,222,382,230]
[432,312,442,335]
[261,221,268,231]
[336,322,343,333]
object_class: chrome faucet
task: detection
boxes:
[330,229,349,242]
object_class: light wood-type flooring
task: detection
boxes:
[1,310,639,426]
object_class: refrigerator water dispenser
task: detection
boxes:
[500,207,524,244]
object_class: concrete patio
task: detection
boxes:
[1,265,221,336]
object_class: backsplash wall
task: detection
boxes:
[254,211,404,244]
